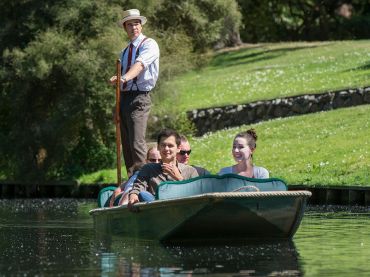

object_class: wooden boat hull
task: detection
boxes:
[90,191,311,242]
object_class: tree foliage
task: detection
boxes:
[0,0,123,180]
[237,0,370,42]
[152,0,242,52]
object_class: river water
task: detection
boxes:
[0,199,368,276]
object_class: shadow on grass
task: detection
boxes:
[343,62,370,72]
[210,44,322,68]
[94,174,106,183]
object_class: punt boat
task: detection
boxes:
[90,174,311,243]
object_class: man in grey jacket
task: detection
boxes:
[128,129,198,210]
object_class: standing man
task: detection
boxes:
[110,9,160,177]
[177,135,210,176]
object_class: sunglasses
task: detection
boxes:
[179,150,191,156]
[148,158,161,163]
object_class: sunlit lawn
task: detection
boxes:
[190,105,369,186]
[80,105,369,186]
[155,40,370,112]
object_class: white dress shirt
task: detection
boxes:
[120,33,160,92]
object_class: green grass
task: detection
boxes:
[190,105,370,187]
[155,40,370,112]
[80,105,370,187]
[78,167,128,185]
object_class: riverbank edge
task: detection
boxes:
[1,182,369,206]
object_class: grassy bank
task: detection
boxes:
[190,105,369,186]
[80,105,370,187]
[154,40,370,112]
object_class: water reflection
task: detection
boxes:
[294,206,370,277]
[0,200,369,276]
[96,237,302,276]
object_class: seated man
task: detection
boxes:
[128,129,199,210]
[177,135,210,176]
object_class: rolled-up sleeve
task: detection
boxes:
[135,39,159,69]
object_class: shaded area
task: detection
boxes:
[162,201,285,242]
[210,44,323,68]
[344,62,370,72]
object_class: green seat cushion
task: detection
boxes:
[156,174,287,200]
[97,186,117,207]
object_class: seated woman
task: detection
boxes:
[218,128,269,178]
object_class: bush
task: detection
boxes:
[152,0,242,52]
[147,112,195,140]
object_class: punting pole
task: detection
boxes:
[115,59,122,187]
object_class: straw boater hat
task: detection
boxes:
[119,9,147,27]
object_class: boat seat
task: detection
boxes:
[97,186,117,207]
[156,174,287,200]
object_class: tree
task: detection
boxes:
[237,0,370,42]
[0,0,123,180]
[153,0,242,52]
